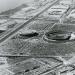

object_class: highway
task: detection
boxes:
[0,0,60,46]
[0,0,68,57]
[1,57,63,75]
[0,0,75,75]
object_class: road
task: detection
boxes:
[0,57,62,75]
[0,0,74,57]
[0,0,60,46]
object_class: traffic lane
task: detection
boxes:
[1,30,75,56]
[7,58,50,75]
[0,0,60,45]
[7,58,62,75]
[0,20,55,55]
[30,23,75,56]
[1,22,75,56]
[0,57,62,75]
[17,23,75,56]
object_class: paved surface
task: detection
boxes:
[0,21,75,56]
[0,0,75,75]
[0,57,62,75]
[0,0,63,56]
[0,0,59,45]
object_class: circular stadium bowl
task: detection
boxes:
[43,30,75,43]
[19,30,39,39]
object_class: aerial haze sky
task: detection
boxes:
[0,0,34,13]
